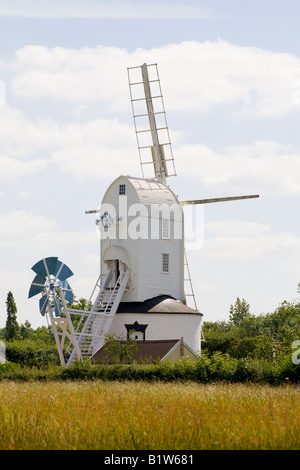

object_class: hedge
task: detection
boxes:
[0,352,299,384]
[202,335,286,359]
[5,339,59,367]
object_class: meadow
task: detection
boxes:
[0,380,299,450]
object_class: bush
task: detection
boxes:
[228,336,279,360]
[207,352,238,382]
[5,339,58,367]
[232,357,281,384]
[279,354,300,383]
[202,334,234,356]
[203,334,285,361]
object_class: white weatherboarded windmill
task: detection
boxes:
[28,63,258,366]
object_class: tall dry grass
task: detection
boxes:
[0,381,299,450]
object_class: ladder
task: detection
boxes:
[184,251,206,343]
[184,249,197,310]
[67,267,130,365]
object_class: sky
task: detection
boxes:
[1,0,300,328]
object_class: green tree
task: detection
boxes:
[263,300,300,343]
[66,296,93,332]
[5,291,19,341]
[102,332,138,364]
[67,296,92,311]
[19,320,34,340]
[229,297,252,327]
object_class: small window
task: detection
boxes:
[119,184,126,195]
[162,218,170,239]
[162,253,169,273]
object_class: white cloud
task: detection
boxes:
[205,219,271,237]
[176,140,300,196]
[50,118,137,178]
[0,1,210,19]
[18,191,30,198]
[1,100,300,193]
[80,253,99,266]
[201,230,300,262]
[158,41,300,117]
[0,154,47,178]
[11,45,133,111]
[30,230,95,246]
[10,41,300,117]
[0,104,50,180]
[4,40,300,185]
[0,210,56,236]
[0,81,5,104]
[186,226,300,320]
[0,103,137,179]
[0,105,57,157]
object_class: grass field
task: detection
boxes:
[0,381,299,450]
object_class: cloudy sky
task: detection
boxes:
[1,0,300,328]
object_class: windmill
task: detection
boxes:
[29,63,258,366]
[28,257,81,365]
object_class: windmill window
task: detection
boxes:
[162,218,170,239]
[162,253,169,273]
[119,184,126,195]
[125,321,148,341]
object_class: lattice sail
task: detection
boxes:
[128,63,176,183]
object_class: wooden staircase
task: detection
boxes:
[67,267,130,365]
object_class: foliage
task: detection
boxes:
[67,296,93,311]
[280,353,300,383]
[5,291,19,341]
[100,333,138,364]
[5,339,59,367]
[203,294,300,360]
[65,296,93,332]
[0,351,299,384]
[203,333,286,360]
[1,289,300,381]
[229,297,252,327]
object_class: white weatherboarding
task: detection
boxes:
[29,63,259,366]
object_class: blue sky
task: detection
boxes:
[1,0,300,328]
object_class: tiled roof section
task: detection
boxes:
[92,339,180,364]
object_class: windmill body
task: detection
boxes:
[97,174,202,353]
[100,174,185,303]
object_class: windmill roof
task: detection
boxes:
[117,295,203,315]
[125,175,180,206]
